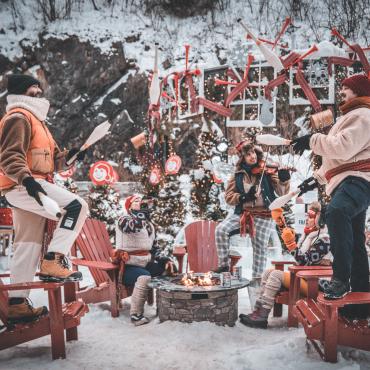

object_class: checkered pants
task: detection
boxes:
[215,213,274,279]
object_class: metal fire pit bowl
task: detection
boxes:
[148,273,249,327]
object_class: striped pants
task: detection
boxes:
[215,213,274,279]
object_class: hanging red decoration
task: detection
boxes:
[89,161,117,185]
[165,154,182,175]
[149,167,162,185]
[213,173,223,184]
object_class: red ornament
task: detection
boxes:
[58,164,76,180]
[149,167,162,185]
[165,154,182,175]
[89,161,116,185]
[213,173,223,184]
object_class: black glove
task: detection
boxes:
[278,169,291,182]
[22,176,47,206]
[66,148,87,163]
[239,185,258,202]
[291,134,312,156]
[298,176,318,196]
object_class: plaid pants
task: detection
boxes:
[215,213,274,279]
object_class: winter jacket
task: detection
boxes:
[225,168,290,213]
[0,95,67,191]
[291,227,332,266]
[310,96,370,195]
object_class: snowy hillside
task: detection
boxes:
[1,0,369,72]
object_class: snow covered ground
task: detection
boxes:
[1,239,369,370]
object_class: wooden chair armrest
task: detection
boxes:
[318,292,370,306]
[0,281,63,291]
[271,260,296,266]
[173,247,186,257]
[288,265,331,272]
[71,258,118,271]
[296,270,333,280]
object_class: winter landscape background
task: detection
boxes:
[0,1,370,369]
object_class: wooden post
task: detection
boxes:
[48,287,66,360]
[64,282,78,342]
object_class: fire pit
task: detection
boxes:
[148,272,249,327]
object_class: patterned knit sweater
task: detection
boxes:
[115,211,155,267]
[291,227,331,266]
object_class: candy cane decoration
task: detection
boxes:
[185,44,190,72]
[273,17,291,50]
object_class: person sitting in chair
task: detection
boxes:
[114,194,174,326]
[240,201,331,328]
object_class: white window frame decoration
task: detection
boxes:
[226,60,277,128]
[289,57,335,106]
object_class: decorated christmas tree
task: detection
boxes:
[150,173,186,257]
[87,185,123,240]
[190,118,227,221]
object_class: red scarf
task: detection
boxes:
[339,96,370,115]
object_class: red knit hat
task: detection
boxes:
[124,195,141,212]
[341,74,370,97]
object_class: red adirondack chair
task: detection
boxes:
[0,276,88,360]
[71,218,128,318]
[184,220,241,273]
[271,261,332,327]
[71,218,185,317]
[294,270,370,363]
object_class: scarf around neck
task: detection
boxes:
[6,94,50,121]
[339,96,370,115]
[239,161,276,208]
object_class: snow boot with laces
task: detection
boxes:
[39,252,82,282]
[239,306,270,329]
[8,297,48,323]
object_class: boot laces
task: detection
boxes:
[24,298,35,312]
[57,254,70,270]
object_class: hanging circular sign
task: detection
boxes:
[165,154,182,175]
[149,167,162,185]
[58,164,76,180]
[213,173,223,184]
[89,161,116,185]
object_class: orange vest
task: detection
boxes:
[0,108,56,190]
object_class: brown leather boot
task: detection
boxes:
[8,298,48,323]
[239,307,271,329]
[40,252,82,282]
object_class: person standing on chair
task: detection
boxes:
[291,74,370,314]
[215,140,290,281]
[0,74,89,322]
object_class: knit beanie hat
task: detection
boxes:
[7,74,41,95]
[124,195,141,212]
[236,139,253,155]
[341,74,370,97]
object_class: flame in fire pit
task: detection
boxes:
[179,272,219,287]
